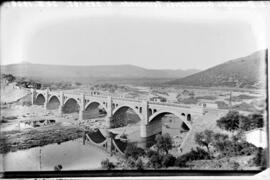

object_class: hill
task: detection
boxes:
[167,49,267,88]
[0,63,199,83]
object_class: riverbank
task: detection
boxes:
[0,123,84,154]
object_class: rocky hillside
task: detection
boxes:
[167,49,267,88]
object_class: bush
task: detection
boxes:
[155,133,173,155]
[250,147,267,168]
[124,143,145,160]
[217,140,257,158]
[149,154,162,169]
[174,147,210,167]
[101,158,115,170]
[2,74,16,83]
[146,149,159,158]
[135,158,144,170]
[126,156,136,168]
[161,154,176,167]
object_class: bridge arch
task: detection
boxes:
[35,93,45,105]
[85,101,107,113]
[112,105,143,121]
[47,95,60,110]
[83,101,107,120]
[63,97,80,114]
[149,109,192,130]
[112,105,143,128]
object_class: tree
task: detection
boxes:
[240,113,264,131]
[216,110,240,132]
[155,133,173,155]
[195,130,214,154]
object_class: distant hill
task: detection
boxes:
[167,49,267,88]
[0,63,200,83]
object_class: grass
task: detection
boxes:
[0,123,84,154]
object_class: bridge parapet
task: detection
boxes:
[149,101,191,109]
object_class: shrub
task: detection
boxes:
[161,154,176,167]
[149,154,162,169]
[146,149,159,158]
[124,143,145,160]
[217,140,257,158]
[101,158,115,170]
[135,158,144,170]
[126,156,136,168]
[2,74,16,83]
[174,147,210,167]
[155,133,173,155]
[250,147,267,168]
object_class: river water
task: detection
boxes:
[0,139,116,171]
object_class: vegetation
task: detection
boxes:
[249,147,267,168]
[217,110,264,132]
[90,83,129,93]
[124,143,145,160]
[1,74,16,83]
[215,101,229,109]
[232,102,259,112]
[225,94,256,102]
[101,158,115,170]
[174,147,211,167]
[196,95,217,100]
[216,110,241,132]
[155,133,173,155]
[0,124,84,153]
[240,113,264,131]
[195,130,214,155]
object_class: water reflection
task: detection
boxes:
[1,139,116,171]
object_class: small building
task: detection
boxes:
[150,96,167,103]
[91,91,101,96]
[199,101,218,109]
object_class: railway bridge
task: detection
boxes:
[31,89,204,148]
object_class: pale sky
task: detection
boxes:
[1,2,270,70]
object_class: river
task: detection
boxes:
[0,138,116,171]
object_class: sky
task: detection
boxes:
[1,2,270,70]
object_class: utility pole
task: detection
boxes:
[229,91,232,111]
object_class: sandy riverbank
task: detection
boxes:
[0,123,84,154]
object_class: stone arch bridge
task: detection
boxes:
[31,89,204,147]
